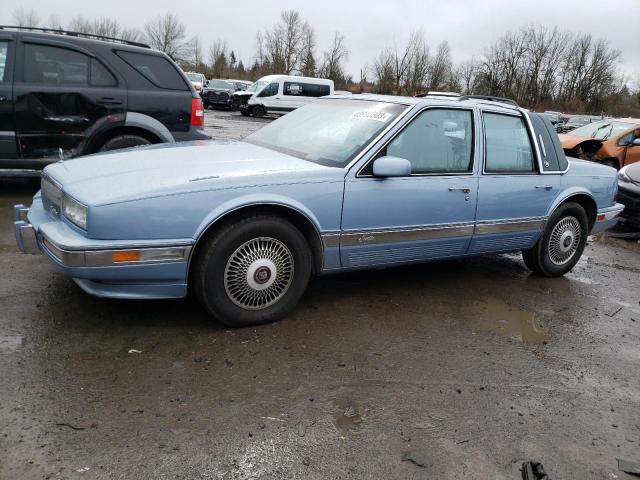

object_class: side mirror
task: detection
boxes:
[372,156,412,177]
[632,138,640,147]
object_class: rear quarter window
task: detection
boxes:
[115,50,188,90]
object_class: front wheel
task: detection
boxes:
[522,202,588,277]
[252,105,265,118]
[192,215,312,327]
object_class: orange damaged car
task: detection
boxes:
[558,118,640,170]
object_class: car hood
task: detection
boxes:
[44,140,342,206]
[558,134,599,149]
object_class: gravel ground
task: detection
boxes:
[0,111,639,479]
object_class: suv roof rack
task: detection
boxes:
[415,91,461,98]
[457,95,519,107]
[0,25,150,49]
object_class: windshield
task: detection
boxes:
[247,81,268,93]
[568,120,635,140]
[186,73,202,82]
[245,99,407,167]
[210,80,233,89]
[567,116,590,125]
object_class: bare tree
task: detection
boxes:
[456,57,479,95]
[427,41,453,91]
[256,10,308,75]
[144,13,188,60]
[209,39,228,78]
[299,25,317,77]
[319,32,349,85]
[12,8,40,27]
[187,36,204,71]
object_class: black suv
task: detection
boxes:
[0,26,209,170]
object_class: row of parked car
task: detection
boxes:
[541,110,604,134]
[186,72,338,119]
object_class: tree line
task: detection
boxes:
[10,7,640,115]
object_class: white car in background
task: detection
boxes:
[185,71,207,93]
[238,75,334,117]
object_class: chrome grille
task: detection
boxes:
[41,175,63,218]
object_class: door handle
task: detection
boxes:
[535,185,553,190]
[96,97,123,105]
[0,95,6,102]
[449,187,472,194]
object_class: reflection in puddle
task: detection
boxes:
[469,298,550,345]
[335,406,362,435]
[0,335,23,353]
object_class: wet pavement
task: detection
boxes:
[1,112,640,479]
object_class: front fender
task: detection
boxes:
[194,193,325,241]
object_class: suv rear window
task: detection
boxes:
[115,50,187,90]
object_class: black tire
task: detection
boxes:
[240,110,250,117]
[252,105,265,118]
[99,134,152,152]
[522,202,589,277]
[192,215,313,327]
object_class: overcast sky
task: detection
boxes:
[3,0,639,82]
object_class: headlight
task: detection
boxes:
[62,195,87,230]
[618,166,630,183]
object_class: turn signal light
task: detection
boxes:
[596,214,606,222]
[112,251,140,263]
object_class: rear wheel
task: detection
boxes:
[192,215,312,327]
[522,202,588,277]
[252,105,265,118]
[99,134,151,152]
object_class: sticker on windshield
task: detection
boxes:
[350,111,392,122]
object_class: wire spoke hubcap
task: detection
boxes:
[224,237,294,310]
[548,216,581,266]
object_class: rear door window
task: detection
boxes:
[24,43,89,85]
[115,50,188,90]
[483,112,536,173]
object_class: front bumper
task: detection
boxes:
[13,199,193,299]
[618,186,640,228]
[591,203,625,234]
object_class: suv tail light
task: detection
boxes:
[190,97,204,127]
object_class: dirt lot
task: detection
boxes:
[1,111,639,480]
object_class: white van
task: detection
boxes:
[239,75,334,117]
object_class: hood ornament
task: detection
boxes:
[58,148,64,163]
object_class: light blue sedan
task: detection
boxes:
[14,95,624,326]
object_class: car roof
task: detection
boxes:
[258,74,334,84]
[323,93,521,111]
[611,117,640,124]
[4,29,154,54]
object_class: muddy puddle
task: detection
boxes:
[0,335,23,353]
[335,406,362,435]
[467,297,550,345]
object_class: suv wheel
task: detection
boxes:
[99,134,151,152]
[522,202,588,277]
[193,215,312,327]
[252,105,265,118]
